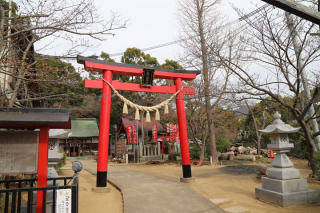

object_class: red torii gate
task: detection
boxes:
[77,56,200,187]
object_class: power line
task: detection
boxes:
[108,4,271,57]
[182,5,276,70]
[44,4,272,60]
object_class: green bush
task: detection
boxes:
[190,135,233,160]
[289,133,307,159]
[55,153,67,172]
[313,152,320,177]
[0,194,4,212]
[216,135,232,153]
[189,143,200,160]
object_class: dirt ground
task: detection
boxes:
[123,158,320,213]
[59,158,320,213]
[59,161,122,213]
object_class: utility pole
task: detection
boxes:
[318,0,320,29]
[261,0,320,25]
[285,12,320,152]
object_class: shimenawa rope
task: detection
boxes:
[101,78,183,121]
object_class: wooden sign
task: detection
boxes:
[0,131,38,174]
[56,188,72,213]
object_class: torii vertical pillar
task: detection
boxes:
[175,78,192,179]
[96,70,113,187]
[36,127,49,213]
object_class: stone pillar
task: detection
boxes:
[139,138,143,156]
[158,142,161,156]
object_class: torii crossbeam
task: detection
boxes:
[77,56,201,188]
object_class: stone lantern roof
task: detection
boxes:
[259,112,300,134]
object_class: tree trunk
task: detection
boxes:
[298,119,318,175]
[0,5,6,107]
[257,135,262,156]
[196,0,218,163]
[199,140,206,161]
[286,12,320,151]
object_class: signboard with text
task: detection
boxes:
[0,131,39,174]
[56,188,72,213]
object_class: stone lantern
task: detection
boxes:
[255,112,318,206]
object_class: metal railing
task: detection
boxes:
[0,176,78,213]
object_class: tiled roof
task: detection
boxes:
[0,108,71,128]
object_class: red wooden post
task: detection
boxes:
[175,78,192,178]
[162,139,164,158]
[36,127,49,213]
[96,70,113,187]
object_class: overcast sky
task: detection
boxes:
[81,0,265,64]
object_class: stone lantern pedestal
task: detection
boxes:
[255,112,318,206]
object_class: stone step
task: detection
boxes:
[224,206,250,213]
[210,198,233,206]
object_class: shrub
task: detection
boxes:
[216,135,232,153]
[289,133,307,159]
[189,143,200,160]
[313,152,320,177]
[55,153,67,172]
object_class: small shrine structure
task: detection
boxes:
[114,117,165,162]
[255,112,318,206]
[0,108,72,213]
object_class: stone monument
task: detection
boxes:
[48,129,69,168]
[255,112,318,206]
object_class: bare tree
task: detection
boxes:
[186,81,208,161]
[244,101,267,155]
[179,0,235,163]
[0,0,126,107]
[217,7,320,175]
